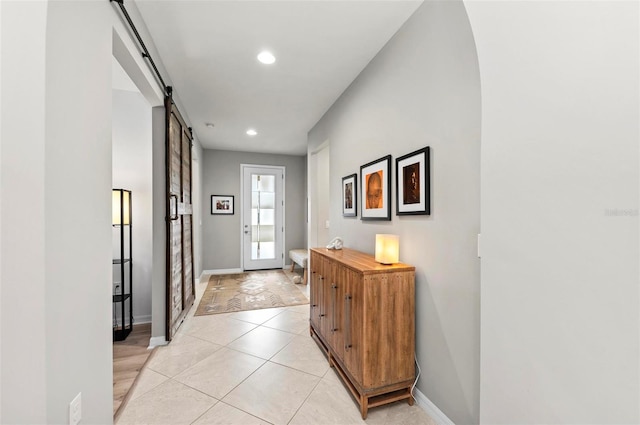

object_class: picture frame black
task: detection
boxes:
[342,174,357,217]
[396,146,430,215]
[360,155,392,221]
[211,195,234,215]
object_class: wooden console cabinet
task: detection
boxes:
[309,247,415,419]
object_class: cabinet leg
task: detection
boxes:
[360,396,368,420]
[408,394,414,406]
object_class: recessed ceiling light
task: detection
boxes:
[257,51,276,65]
[246,129,257,136]
[205,123,215,128]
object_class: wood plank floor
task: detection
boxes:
[113,323,154,417]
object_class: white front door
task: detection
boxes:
[242,165,284,270]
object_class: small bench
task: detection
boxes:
[289,249,308,284]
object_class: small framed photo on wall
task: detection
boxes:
[360,155,392,221]
[342,174,357,217]
[211,195,234,215]
[396,147,430,215]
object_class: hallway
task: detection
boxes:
[115,274,435,425]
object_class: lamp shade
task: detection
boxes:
[112,189,131,225]
[375,234,399,265]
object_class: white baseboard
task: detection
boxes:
[134,315,151,324]
[202,267,300,277]
[202,268,243,275]
[413,387,455,425]
[113,315,151,327]
[148,336,168,349]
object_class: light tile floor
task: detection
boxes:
[117,271,436,425]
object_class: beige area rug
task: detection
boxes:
[195,270,309,316]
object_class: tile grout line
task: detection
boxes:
[214,329,321,424]
[158,378,221,424]
[216,359,322,425]
[136,273,314,424]
[187,401,219,425]
[210,316,284,419]
[215,359,271,420]
[267,330,331,378]
[183,320,259,347]
[284,364,326,425]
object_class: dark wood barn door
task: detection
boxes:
[165,95,195,340]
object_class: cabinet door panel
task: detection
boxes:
[362,272,415,388]
[310,252,322,330]
[326,263,346,357]
[343,268,363,384]
[319,256,333,338]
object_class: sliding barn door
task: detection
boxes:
[166,94,195,340]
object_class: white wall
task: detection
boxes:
[308,1,481,423]
[113,89,153,324]
[1,0,199,421]
[315,145,331,247]
[308,142,330,249]
[464,1,639,423]
[1,1,48,422]
[43,2,114,421]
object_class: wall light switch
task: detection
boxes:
[325,220,330,229]
[69,392,81,425]
[477,234,481,258]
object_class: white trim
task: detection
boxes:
[202,268,243,275]
[413,388,455,425]
[148,336,168,349]
[310,139,330,155]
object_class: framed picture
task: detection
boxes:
[211,195,234,215]
[342,174,357,217]
[360,155,392,221]
[396,146,430,215]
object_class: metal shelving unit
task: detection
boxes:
[113,189,133,341]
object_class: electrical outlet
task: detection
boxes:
[69,392,81,425]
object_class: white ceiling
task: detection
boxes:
[134,0,423,156]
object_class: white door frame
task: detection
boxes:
[240,164,286,270]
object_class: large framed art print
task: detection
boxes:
[360,155,391,221]
[396,147,430,215]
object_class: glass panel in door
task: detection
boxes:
[242,165,283,271]
[251,174,276,260]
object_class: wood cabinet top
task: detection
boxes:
[310,247,415,274]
